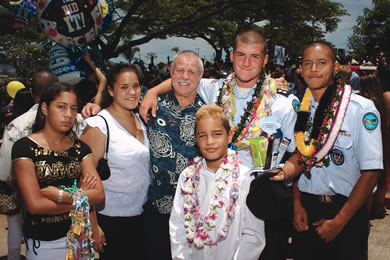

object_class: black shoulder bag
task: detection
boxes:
[96,115,111,180]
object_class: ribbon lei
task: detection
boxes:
[65,180,95,260]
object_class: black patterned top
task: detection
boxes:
[11,137,92,241]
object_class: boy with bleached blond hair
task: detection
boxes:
[169,105,265,260]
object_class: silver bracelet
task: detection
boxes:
[57,189,64,203]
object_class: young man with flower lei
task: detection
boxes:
[141,30,297,168]
[140,29,298,260]
[271,42,383,260]
[169,105,265,260]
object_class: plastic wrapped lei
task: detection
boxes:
[64,180,95,260]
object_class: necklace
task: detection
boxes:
[295,76,351,177]
[216,70,275,148]
[181,149,240,248]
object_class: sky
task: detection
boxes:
[325,0,373,50]
[129,0,373,64]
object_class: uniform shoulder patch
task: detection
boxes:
[292,99,300,113]
[362,112,378,130]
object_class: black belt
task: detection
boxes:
[300,192,346,204]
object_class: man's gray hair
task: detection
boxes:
[171,50,204,73]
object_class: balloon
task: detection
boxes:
[6,81,25,98]
[48,43,86,85]
[37,0,103,47]
[9,0,37,26]
[98,0,111,33]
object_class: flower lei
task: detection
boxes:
[181,149,240,248]
[216,70,276,148]
[294,75,352,178]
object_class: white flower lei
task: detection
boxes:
[181,149,240,248]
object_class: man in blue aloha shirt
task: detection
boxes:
[143,50,205,260]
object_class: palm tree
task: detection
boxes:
[171,47,180,53]
[125,47,140,62]
[146,52,157,65]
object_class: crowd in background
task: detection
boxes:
[0,42,389,259]
[2,47,388,126]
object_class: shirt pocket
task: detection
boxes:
[333,135,352,150]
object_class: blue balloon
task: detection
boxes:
[48,43,86,85]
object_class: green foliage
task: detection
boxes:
[171,47,180,53]
[0,0,348,79]
[145,52,157,65]
[102,0,347,62]
[348,0,390,58]
[261,0,347,59]
[0,4,51,78]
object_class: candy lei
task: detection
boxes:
[216,70,276,148]
[295,76,351,178]
[64,180,95,260]
[181,149,240,249]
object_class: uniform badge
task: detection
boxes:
[330,149,344,166]
[292,99,300,113]
[362,112,378,130]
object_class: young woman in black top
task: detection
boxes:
[12,82,105,260]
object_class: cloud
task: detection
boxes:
[325,0,373,49]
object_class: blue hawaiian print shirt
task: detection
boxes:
[147,91,205,214]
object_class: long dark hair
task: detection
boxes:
[358,74,386,133]
[5,88,34,124]
[377,62,390,92]
[101,64,139,109]
[32,82,78,136]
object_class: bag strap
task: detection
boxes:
[96,115,109,159]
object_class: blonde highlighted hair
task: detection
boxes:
[196,105,230,133]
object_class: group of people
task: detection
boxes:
[0,28,387,260]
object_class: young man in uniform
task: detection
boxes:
[272,42,383,259]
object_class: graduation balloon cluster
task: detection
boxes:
[10,0,112,84]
